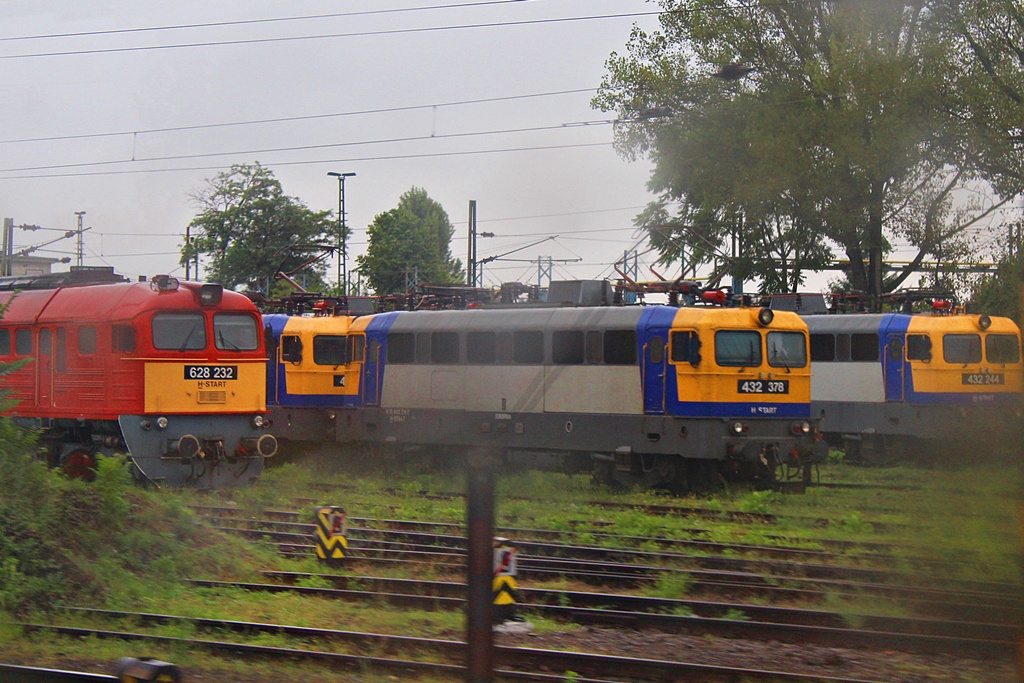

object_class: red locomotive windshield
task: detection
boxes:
[152,313,207,351]
[214,313,259,351]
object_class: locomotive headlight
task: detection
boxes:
[731,421,745,434]
[757,308,774,326]
[156,416,169,430]
[792,420,811,435]
[252,415,265,428]
[200,284,223,305]
[978,315,992,331]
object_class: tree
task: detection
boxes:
[358,187,463,295]
[594,1,1015,300]
[182,163,336,292]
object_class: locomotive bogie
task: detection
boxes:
[118,414,274,488]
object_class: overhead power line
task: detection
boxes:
[0,141,612,180]
[0,11,660,60]
[0,88,597,145]
[0,1,531,43]
[0,119,614,174]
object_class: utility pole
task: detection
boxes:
[1,218,12,277]
[327,171,356,296]
[467,200,477,286]
[74,211,86,266]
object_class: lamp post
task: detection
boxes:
[327,171,356,295]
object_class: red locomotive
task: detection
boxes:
[0,267,277,488]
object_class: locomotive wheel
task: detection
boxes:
[62,449,97,482]
[654,455,689,494]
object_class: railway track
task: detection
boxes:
[197,511,1020,602]
[19,614,886,683]
[175,572,1018,656]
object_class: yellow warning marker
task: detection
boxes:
[315,506,348,565]
[492,537,522,626]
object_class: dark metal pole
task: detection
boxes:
[327,171,356,296]
[466,448,496,683]
[467,200,476,287]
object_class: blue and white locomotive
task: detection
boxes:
[264,303,826,491]
[781,298,1023,462]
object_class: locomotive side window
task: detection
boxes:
[387,333,414,363]
[552,330,584,365]
[850,333,879,361]
[39,328,51,355]
[153,313,206,351]
[906,334,932,361]
[648,336,665,364]
[415,333,431,363]
[810,334,835,362]
[214,314,259,351]
[887,337,903,362]
[986,334,1020,364]
[78,326,97,355]
[348,335,366,363]
[15,328,31,355]
[715,330,761,367]
[767,331,807,368]
[604,330,637,365]
[0,329,9,355]
[467,331,496,364]
[513,331,543,364]
[943,334,982,364]
[313,335,347,366]
[431,332,459,363]
[835,333,851,361]
[280,335,303,363]
[670,330,700,366]
[496,332,513,364]
[56,328,66,373]
[585,331,602,364]
[112,324,136,352]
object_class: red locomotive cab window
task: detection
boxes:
[38,328,51,355]
[15,328,31,356]
[78,326,97,355]
[112,324,136,353]
[0,329,9,355]
[56,327,67,373]
[153,313,206,351]
[214,313,258,351]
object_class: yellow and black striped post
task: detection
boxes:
[314,506,348,565]
[492,537,520,624]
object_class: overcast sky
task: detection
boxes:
[0,0,674,292]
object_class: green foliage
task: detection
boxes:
[642,570,694,600]
[358,187,463,296]
[594,1,1018,300]
[183,162,335,292]
[970,253,1023,324]
[736,490,780,515]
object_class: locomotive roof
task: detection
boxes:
[803,312,1020,335]
[366,305,807,333]
[0,280,255,325]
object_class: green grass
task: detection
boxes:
[1,437,1020,679]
